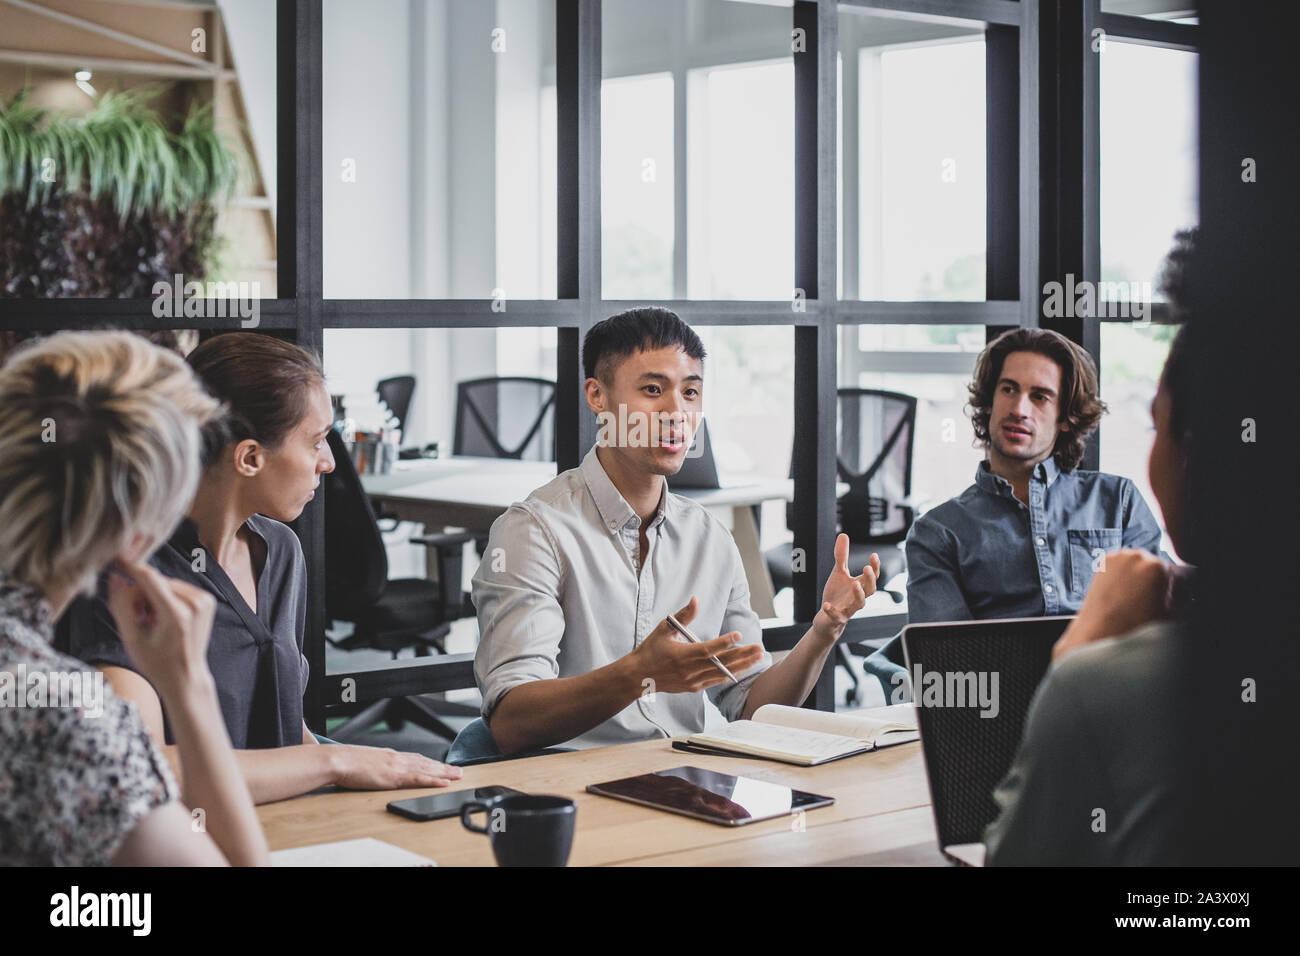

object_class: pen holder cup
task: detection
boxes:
[346,435,392,475]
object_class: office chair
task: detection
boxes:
[453,376,557,461]
[444,717,575,766]
[453,376,557,555]
[764,388,918,704]
[322,428,479,742]
[377,375,415,435]
[370,375,421,530]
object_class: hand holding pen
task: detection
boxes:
[666,610,739,684]
[631,597,763,695]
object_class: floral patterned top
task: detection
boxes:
[0,568,178,865]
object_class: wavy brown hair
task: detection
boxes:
[967,328,1106,472]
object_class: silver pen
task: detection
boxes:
[666,612,739,684]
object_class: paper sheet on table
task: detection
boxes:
[270,837,436,867]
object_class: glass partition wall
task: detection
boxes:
[0,0,1198,721]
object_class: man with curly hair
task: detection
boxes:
[902,328,1164,626]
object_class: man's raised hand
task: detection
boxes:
[815,533,880,637]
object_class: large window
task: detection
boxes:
[322,0,556,299]
[603,0,794,301]
[834,5,996,548]
[838,9,988,302]
[601,73,674,299]
[687,60,794,300]
[1097,19,1197,552]
[1100,41,1197,296]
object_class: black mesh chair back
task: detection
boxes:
[902,616,1072,849]
[322,428,389,621]
[376,375,416,434]
[453,377,556,461]
[836,388,917,543]
[782,388,917,542]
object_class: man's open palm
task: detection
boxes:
[817,533,879,631]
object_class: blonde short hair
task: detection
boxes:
[0,331,222,598]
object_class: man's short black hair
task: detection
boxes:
[582,307,706,382]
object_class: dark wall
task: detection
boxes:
[1181,0,1300,864]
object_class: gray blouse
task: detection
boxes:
[57,514,309,749]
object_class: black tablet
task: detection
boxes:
[586,765,834,826]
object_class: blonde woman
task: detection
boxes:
[0,331,267,865]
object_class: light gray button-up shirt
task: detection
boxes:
[472,446,771,749]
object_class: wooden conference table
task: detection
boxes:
[259,711,947,866]
[360,456,839,619]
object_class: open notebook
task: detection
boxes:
[681,703,919,766]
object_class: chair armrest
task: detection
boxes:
[409,532,476,620]
[324,653,477,701]
[410,531,476,549]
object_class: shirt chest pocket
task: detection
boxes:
[1067,528,1122,600]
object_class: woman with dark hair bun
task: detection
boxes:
[59,333,461,804]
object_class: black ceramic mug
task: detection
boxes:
[460,794,576,866]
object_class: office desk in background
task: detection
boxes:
[259,712,945,866]
[360,456,814,618]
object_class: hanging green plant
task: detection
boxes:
[0,86,241,299]
[0,87,238,221]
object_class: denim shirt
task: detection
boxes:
[904,457,1164,623]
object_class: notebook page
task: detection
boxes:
[752,702,917,742]
[693,720,866,761]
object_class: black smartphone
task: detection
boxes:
[386,786,524,822]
